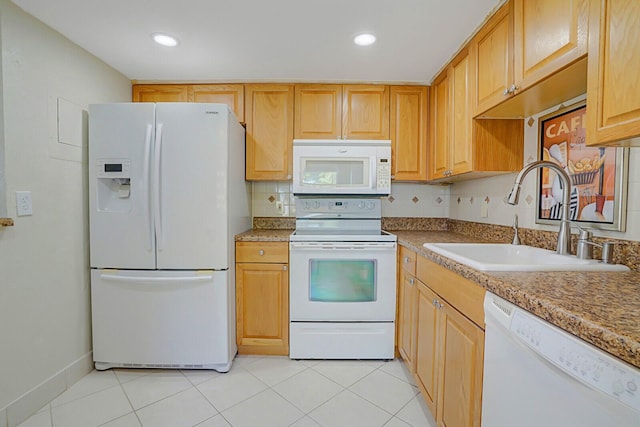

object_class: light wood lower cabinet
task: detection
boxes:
[399,249,485,427]
[397,246,419,370]
[235,242,289,355]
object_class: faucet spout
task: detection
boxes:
[507,160,572,255]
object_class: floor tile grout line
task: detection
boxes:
[268,370,346,417]
[196,368,271,416]
[47,370,121,411]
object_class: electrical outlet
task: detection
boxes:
[16,191,33,216]
[481,200,489,218]
[275,201,285,215]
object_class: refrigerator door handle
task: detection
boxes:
[153,123,164,251]
[143,124,154,252]
[100,273,214,284]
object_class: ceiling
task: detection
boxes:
[11,0,501,84]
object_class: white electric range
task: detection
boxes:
[289,197,397,359]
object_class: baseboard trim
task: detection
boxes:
[2,352,93,427]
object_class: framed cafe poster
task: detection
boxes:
[536,101,628,231]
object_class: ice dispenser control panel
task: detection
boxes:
[96,159,132,209]
[97,159,131,179]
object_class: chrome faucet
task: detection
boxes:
[507,160,572,255]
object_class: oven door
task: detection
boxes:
[289,241,397,321]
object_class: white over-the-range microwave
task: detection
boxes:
[292,139,392,196]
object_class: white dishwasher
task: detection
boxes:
[482,292,640,427]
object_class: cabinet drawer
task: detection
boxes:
[236,242,288,263]
[416,256,485,329]
[399,246,417,275]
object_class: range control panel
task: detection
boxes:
[296,198,381,217]
[511,311,640,412]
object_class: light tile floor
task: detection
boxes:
[18,356,436,427]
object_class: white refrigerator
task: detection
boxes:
[88,103,250,372]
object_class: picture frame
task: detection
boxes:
[536,101,628,231]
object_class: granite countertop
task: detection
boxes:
[235,228,640,368]
[235,229,293,242]
[393,230,640,370]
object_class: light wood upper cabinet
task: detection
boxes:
[294,84,389,140]
[513,0,588,91]
[586,0,640,146]
[132,85,189,102]
[474,0,589,118]
[473,1,514,116]
[294,84,342,139]
[450,49,474,177]
[244,84,294,180]
[390,86,429,181]
[430,47,522,183]
[342,85,390,140]
[235,242,289,356]
[429,72,450,180]
[190,84,244,122]
[132,84,244,121]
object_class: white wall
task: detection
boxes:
[0,0,130,414]
[449,95,640,242]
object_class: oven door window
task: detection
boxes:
[309,259,376,302]
[301,159,368,186]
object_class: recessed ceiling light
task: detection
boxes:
[354,33,376,46]
[152,33,179,47]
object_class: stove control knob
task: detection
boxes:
[312,201,321,209]
[366,201,375,210]
[356,201,365,209]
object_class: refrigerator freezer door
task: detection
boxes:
[154,103,229,270]
[89,103,156,269]
[91,269,234,371]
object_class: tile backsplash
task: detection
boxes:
[251,181,451,219]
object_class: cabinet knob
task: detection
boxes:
[283,265,288,271]
[409,278,415,285]
[404,256,410,264]
[259,249,265,256]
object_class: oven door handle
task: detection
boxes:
[290,242,396,250]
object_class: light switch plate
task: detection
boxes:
[16,191,33,216]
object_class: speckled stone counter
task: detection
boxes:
[235,228,293,242]
[393,230,640,369]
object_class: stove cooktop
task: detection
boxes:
[289,230,397,242]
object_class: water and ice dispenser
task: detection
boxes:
[96,158,132,212]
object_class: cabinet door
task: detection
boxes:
[342,85,390,139]
[190,84,245,122]
[436,302,484,427]
[587,0,640,146]
[398,270,418,370]
[236,262,289,355]
[473,1,514,116]
[415,282,439,417]
[450,48,474,176]
[429,72,450,180]
[294,84,342,139]
[390,86,428,181]
[513,0,588,92]
[132,85,189,102]
[245,84,294,180]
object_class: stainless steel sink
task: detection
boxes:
[423,243,630,272]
